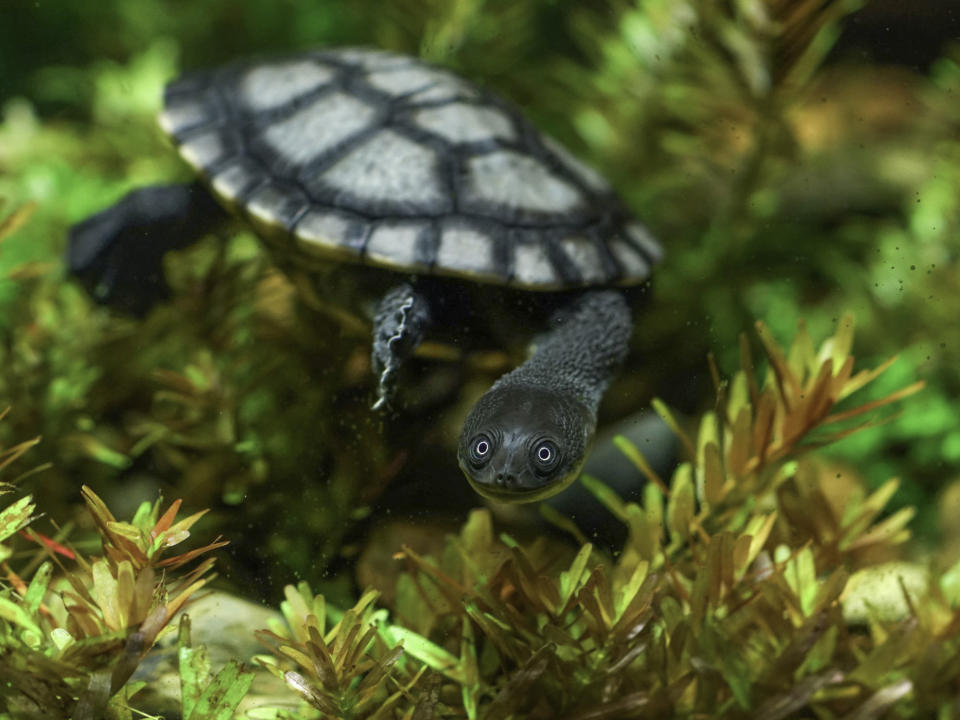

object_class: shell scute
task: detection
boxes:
[163,47,662,288]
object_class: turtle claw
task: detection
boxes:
[371,392,391,412]
[370,283,432,411]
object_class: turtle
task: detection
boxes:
[67,47,663,503]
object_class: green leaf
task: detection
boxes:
[280,582,314,644]
[189,661,255,720]
[728,371,752,420]
[736,513,776,577]
[614,560,650,622]
[558,543,593,611]
[580,474,628,521]
[23,561,52,615]
[179,615,211,719]
[0,494,34,542]
[625,503,661,562]
[129,500,156,533]
[388,625,466,684]
[819,311,856,371]
[940,556,960,606]
[460,616,480,720]
[538,503,588,546]
[613,435,668,492]
[0,594,42,635]
[666,467,695,541]
[76,436,132,469]
[179,613,253,720]
[702,442,725,507]
[783,547,819,617]
[91,559,120,630]
[652,398,696,460]
[696,412,720,468]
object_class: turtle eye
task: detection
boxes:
[469,434,493,467]
[532,439,560,473]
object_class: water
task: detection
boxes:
[1,2,957,716]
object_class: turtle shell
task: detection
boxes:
[159,47,662,289]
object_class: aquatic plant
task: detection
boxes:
[366,316,942,718]
[0,196,390,590]
[0,312,955,719]
[0,429,226,718]
[177,615,256,720]
[255,586,424,720]
[247,316,954,719]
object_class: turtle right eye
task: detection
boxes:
[531,439,561,474]
[470,434,493,466]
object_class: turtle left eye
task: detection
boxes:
[469,434,493,467]
[532,440,560,472]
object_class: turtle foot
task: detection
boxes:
[67,182,223,314]
[371,283,432,410]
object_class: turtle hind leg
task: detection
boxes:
[370,283,433,410]
[67,182,226,315]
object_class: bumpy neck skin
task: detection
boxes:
[493,289,633,413]
[458,289,633,502]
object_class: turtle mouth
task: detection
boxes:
[462,465,581,504]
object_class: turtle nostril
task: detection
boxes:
[496,473,516,488]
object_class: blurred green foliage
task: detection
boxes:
[0,0,958,599]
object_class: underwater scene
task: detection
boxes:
[1,1,959,717]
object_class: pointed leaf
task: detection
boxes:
[614,560,650,622]
[284,670,338,714]
[613,435,669,493]
[823,381,925,426]
[788,319,817,380]
[652,398,696,460]
[0,437,40,474]
[580,474,628,522]
[390,626,465,683]
[92,559,120,630]
[757,320,801,408]
[539,503,589,545]
[162,509,211,546]
[0,595,42,635]
[666,466,695,541]
[24,561,53,615]
[189,660,255,720]
[179,615,209,719]
[740,333,761,408]
[282,583,313,644]
[0,494,35,542]
[702,442,725,506]
[839,353,899,400]
[819,311,855,371]
[151,498,183,540]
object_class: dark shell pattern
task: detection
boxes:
[159,47,662,289]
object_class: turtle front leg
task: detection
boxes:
[67,182,226,314]
[370,283,433,410]
[458,290,632,502]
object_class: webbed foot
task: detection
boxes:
[67,182,224,314]
[371,283,432,410]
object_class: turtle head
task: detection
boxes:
[458,384,595,503]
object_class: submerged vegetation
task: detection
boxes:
[2,316,957,717]
[1,0,959,717]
